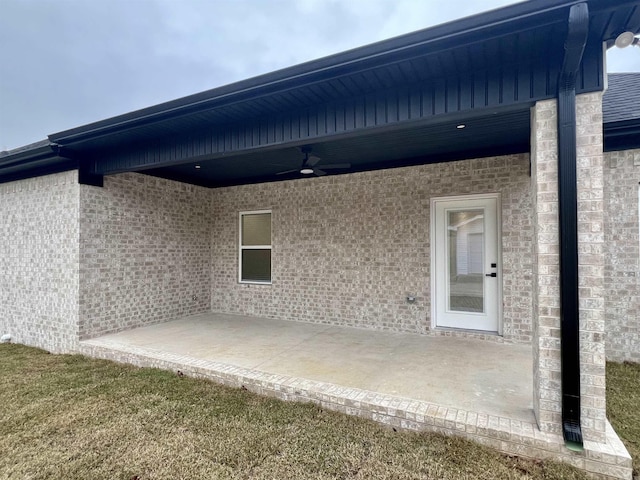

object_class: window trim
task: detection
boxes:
[238,209,272,284]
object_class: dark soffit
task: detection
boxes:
[142,107,532,188]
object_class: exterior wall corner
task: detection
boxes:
[78,172,213,339]
[603,147,640,363]
[575,91,607,444]
[530,92,609,444]
[530,98,563,437]
[0,170,81,353]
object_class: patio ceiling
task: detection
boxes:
[141,106,531,188]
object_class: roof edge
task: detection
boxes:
[49,0,579,145]
[0,144,59,168]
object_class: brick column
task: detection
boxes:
[530,93,607,444]
[575,92,606,443]
[530,99,562,436]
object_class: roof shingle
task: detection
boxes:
[603,73,640,124]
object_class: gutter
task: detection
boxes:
[604,120,640,151]
[0,144,59,169]
[0,143,77,185]
[556,1,589,450]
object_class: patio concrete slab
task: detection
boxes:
[78,313,633,479]
[82,312,534,422]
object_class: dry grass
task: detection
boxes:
[0,343,589,480]
[607,361,640,476]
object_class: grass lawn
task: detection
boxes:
[607,361,640,476]
[0,344,621,480]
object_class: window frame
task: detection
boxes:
[238,209,272,284]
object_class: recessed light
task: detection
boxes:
[195,165,201,169]
[300,168,314,175]
[456,124,466,129]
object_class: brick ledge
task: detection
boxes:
[77,339,632,480]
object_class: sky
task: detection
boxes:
[0,0,638,151]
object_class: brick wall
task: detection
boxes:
[530,98,562,437]
[78,173,212,338]
[1,125,635,376]
[3,145,634,369]
[0,170,80,353]
[530,93,608,444]
[604,148,640,362]
[211,154,533,342]
[575,92,607,443]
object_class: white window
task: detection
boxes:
[239,210,272,284]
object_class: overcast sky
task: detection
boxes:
[1,0,638,151]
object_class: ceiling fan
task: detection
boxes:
[276,146,351,177]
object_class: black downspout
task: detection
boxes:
[557,2,588,450]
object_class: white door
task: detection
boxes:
[432,195,500,332]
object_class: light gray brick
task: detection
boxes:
[79,173,212,338]
[0,170,80,353]
[210,154,533,341]
[603,148,640,363]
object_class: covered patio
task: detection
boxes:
[2,1,637,477]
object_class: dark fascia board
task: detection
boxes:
[0,142,77,184]
[49,0,581,146]
[0,159,76,185]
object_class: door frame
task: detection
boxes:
[429,193,503,335]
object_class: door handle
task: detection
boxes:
[485,273,497,277]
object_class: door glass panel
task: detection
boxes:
[447,209,484,313]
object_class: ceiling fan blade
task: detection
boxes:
[276,169,299,175]
[319,163,351,169]
[314,169,327,176]
[306,155,321,167]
